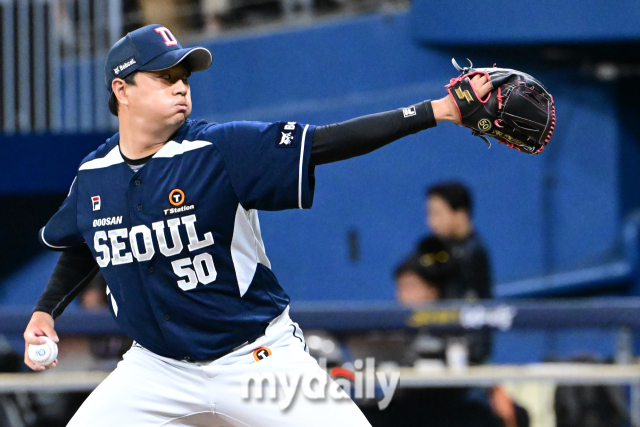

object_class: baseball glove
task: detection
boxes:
[446,59,555,154]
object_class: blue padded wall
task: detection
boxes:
[411,0,640,45]
[0,132,112,195]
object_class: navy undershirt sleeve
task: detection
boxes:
[310,100,437,166]
[33,244,99,319]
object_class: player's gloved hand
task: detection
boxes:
[444,59,555,154]
[23,311,59,371]
[431,74,492,124]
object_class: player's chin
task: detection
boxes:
[167,110,191,126]
[179,106,191,119]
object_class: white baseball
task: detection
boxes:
[28,336,58,366]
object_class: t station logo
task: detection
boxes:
[164,189,196,217]
[253,347,272,361]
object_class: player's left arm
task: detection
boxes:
[207,75,490,211]
[310,74,490,165]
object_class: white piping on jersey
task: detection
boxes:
[106,285,118,316]
[231,205,271,297]
[154,139,212,158]
[78,140,212,171]
[298,124,310,209]
[67,176,77,196]
[40,228,72,249]
[79,145,124,171]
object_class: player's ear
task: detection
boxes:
[112,78,129,107]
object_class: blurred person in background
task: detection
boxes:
[422,182,492,300]
[395,250,446,306]
[396,236,488,364]
[419,182,493,368]
[383,237,528,427]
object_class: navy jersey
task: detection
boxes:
[39,119,316,361]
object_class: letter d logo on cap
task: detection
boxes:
[155,27,178,46]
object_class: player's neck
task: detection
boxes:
[118,116,181,160]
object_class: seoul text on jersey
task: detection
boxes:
[93,213,216,291]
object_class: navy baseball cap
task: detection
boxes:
[105,24,212,91]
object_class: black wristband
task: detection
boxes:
[423,100,437,130]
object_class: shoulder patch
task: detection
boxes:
[276,122,297,148]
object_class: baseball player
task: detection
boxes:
[23,24,492,426]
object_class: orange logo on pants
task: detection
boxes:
[253,347,272,361]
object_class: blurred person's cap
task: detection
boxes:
[105,24,212,90]
[397,236,456,291]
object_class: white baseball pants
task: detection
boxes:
[66,307,371,427]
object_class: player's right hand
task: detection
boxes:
[432,74,492,124]
[23,311,59,371]
[469,73,492,100]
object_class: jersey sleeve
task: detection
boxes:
[208,121,316,211]
[39,176,85,251]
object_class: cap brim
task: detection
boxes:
[139,47,212,73]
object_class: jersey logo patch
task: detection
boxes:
[279,132,294,146]
[165,189,196,216]
[92,196,101,211]
[253,347,272,361]
[164,204,196,217]
[169,189,185,206]
[93,216,123,227]
[276,122,297,148]
[403,106,416,118]
[113,58,136,75]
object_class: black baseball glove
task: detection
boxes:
[446,59,555,154]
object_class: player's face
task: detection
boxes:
[128,65,192,127]
[426,195,456,238]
